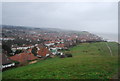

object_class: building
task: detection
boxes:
[9,53,38,63]
[37,47,52,57]
[2,53,15,69]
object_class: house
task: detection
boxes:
[2,53,15,69]
[9,53,38,63]
[55,43,64,50]
[27,48,33,53]
[35,43,52,57]
[44,43,55,47]
[44,41,55,47]
[37,47,52,57]
[11,45,34,51]
[16,45,34,50]
[80,39,86,42]
[49,47,58,55]
[64,41,70,48]
[0,37,15,41]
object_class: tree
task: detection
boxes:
[2,44,12,54]
[32,47,38,56]
[15,50,23,54]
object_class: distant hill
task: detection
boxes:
[2,25,92,34]
[2,25,103,42]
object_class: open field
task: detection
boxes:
[2,42,119,79]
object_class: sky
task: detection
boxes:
[2,2,118,34]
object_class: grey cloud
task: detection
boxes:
[2,2,118,34]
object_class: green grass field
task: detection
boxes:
[2,42,119,79]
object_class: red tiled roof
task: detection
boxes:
[55,44,64,48]
[9,53,37,63]
[44,41,55,44]
[37,47,51,56]
[27,48,32,52]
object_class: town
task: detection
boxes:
[1,25,104,70]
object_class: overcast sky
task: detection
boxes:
[2,2,118,34]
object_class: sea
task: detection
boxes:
[94,33,119,44]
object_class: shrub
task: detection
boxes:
[59,55,66,58]
[13,61,20,65]
[65,53,72,57]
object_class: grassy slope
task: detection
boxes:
[2,42,119,79]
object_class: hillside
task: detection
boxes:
[2,42,119,79]
[2,25,100,37]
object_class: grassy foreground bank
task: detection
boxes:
[2,42,119,79]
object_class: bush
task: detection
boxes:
[13,61,20,65]
[15,50,23,54]
[65,53,72,57]
[59,55,66,58]
[19,61,28,66]
[31,47,38,56]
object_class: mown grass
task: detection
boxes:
[2,42,119,79]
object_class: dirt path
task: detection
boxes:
[29,60,37,64]
[105,42,113,56]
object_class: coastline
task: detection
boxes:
[93,33,119,44]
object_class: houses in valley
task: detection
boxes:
[1,25,104,70]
